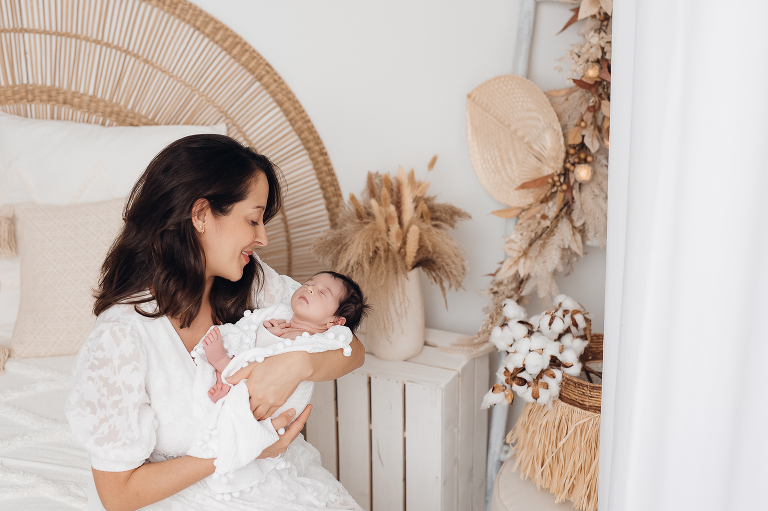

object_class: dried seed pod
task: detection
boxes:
[561,362,573,368]
[503,368,511,378]
[350,193,365,221]
[513,376,529,387]
[532,386,540,400]
[539,381,549,389]
[492,383,505,394]
[543,368,556,379]
[505,389,514,404]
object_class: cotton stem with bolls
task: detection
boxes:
[480,295,592,410]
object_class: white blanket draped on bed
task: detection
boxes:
[0,355,90,511]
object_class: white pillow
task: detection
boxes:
[0,112,227,346]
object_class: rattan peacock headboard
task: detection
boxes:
[0,0,342,280]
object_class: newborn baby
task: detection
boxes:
[203,271,367,402]
[186,271,369,497]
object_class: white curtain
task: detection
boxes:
[601,1,768,510]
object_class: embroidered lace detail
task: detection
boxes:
[254,254,300,308]
[63,261,362,509]
[65,304,157,472]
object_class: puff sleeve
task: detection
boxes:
[65,309,157,472]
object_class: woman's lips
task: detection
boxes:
[242,250,253,263]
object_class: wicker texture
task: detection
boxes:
[0,0,342,281]
[507,334,603,511]
[467,75,564,208]
[559,333,602,414]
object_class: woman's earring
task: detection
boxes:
[199,223,205,234]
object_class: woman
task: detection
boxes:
[65,135,365,510]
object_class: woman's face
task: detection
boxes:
[199,172,269,283]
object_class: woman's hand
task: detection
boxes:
[228,351,309,420]
[257,405,312,459]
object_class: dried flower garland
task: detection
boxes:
[481,295,591,409]
[313,160,470,332]
[456,2,611,357]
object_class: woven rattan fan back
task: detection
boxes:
[0,0,342,280]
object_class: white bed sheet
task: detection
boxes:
[0,355,89,511]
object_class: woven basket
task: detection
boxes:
[559,333,603,413]
[507,333,603,511]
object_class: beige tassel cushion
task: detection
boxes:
[0,112,228,348]
[8,199,125,357]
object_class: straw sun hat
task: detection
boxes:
[466,75,564,209]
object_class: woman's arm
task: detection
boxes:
[305,335,365,381]
[93,456,214,511]
[91,408,307,511]
[234,336,365,420]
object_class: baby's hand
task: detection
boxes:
[264,318,291,336]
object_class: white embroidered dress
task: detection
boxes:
[65,260,362,511]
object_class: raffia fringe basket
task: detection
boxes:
[506,334,603,511]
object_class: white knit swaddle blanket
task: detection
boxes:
[186,304,353,497]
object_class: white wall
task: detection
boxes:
[187,0,604,337]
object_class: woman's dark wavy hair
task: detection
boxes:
[93,134,283,328]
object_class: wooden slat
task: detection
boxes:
[337,371,371,510]
[306,379,338,478]
[405,381,442,511]
[440,375,459,511]
[354,355,456,389]
[473,357,490,511]
[457,354,476,511]
[371,375,405,511]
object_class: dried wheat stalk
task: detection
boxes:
[313,166,470,331]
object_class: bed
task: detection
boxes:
[0,1,343,509]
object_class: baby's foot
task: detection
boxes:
[208,383,230,403]
[202,326,231,372]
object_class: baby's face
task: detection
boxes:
[290,273,346,327]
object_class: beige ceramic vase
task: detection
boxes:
[363,268,426,361]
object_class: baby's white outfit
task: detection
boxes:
[187,303,353,498]
[65,258,362,510]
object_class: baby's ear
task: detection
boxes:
[329,317,346,327]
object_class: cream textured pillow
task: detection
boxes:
[10,199,125,357]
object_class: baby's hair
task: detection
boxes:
[314,271,371,333]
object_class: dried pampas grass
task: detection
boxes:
[313,165,470,331]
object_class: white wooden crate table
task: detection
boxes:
[305,328,490,511]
